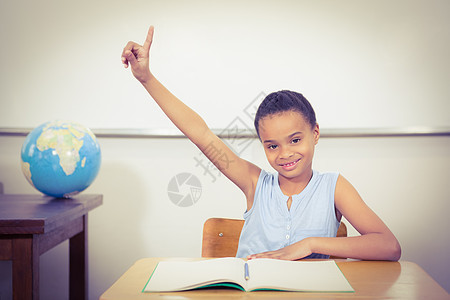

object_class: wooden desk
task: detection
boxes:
[0,194,102,300]
[100,258,449,299]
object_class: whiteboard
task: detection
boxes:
[1,0,449,131]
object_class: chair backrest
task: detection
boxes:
[201,218,244,258]
[201,217,347,258]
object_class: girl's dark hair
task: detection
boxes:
[254,90,317,138]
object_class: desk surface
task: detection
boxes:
[100,258,449,299]
[0,194,102,234]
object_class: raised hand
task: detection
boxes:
[121,26,154,83]
[120,26,262,214]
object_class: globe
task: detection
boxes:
[21,120,101,198]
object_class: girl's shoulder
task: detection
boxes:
[255,169,276,190]
[314,169,340,177]
[312,170,340,185]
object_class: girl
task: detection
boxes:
[121,26,401,261]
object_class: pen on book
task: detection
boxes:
[244,262,250,280]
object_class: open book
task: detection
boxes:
[143,258,354,293]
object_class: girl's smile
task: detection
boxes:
[279,158,301,171]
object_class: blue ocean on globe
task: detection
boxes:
[21,120,101,198]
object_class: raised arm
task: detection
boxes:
[121,26,261,207]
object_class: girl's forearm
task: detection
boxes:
[309,234,401,261]
[141,74,210,145]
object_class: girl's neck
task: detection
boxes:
[278,169,313,196]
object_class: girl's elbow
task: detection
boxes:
[387,239,402,261]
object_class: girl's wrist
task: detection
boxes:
[140,72,154,87]
[306,237,318,254]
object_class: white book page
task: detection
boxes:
[247,259,354,292]
[144,258,247,292]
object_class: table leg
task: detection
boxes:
[69,214,88,300]
[12,236,39,300]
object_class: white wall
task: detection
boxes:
[1,0,449,130]
[1,0,450,299]
[0,134,449,299]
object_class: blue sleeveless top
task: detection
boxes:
[236,169,340,259]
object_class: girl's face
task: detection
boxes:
[258,110,319,182]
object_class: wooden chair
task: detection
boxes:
[201,217,347,258]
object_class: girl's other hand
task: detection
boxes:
[247,238,313,261]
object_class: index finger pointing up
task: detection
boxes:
[143,25,154,53]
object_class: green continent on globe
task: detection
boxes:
[36,122,85,176]
[21,161,34,187]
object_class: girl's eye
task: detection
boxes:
[268,144,278,150]
[292,138,301,144]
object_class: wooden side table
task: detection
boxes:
[0,194,102,300]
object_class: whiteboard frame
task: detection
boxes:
[1,127,449,139]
